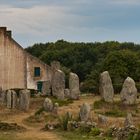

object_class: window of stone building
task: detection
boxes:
[34,67,41,77]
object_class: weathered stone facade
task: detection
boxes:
[0,27,52,91]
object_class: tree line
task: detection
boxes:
[25,40,140,93]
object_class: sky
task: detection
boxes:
[0,0,140,47]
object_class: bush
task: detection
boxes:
[34,107,44,116]
[90,127,101,136]
[113,83,122,93]
[128,131,140,140]
[59,112,73,131]
[136,83,140,93]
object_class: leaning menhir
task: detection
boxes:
[19,89,30,111]
[120,77,137,105]
[69,72,80,100]
[99,71,114,102]
[52,70,65,100]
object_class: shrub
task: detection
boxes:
[113,83,122,93]
[128,131,140,140]
[136,83,140,93]
[90,127,101,136]
[34,107,44,116]
[59,112,73,131]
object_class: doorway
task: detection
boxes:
[37,81,43,92]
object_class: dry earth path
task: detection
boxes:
[0,95,131,139]
[0,95,97,140]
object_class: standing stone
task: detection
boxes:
[120,77,137,105]
[19,89,30,111]
[99,71,114,102]
[42,81,51,96]
[6,90,17,109]
[12,90,17,109]
[64,89,70,98]
[98,114,108,125]
[43,98,53,112]
[0,87,2,98]
[69,72,80,100]
[6,90,12,109]
[52,70,65,100]
[79,103,91,122]
[124,113,133,127]
[52,102,59,115]
[1,90,6,105]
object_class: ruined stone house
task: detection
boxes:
[0,27,52,91]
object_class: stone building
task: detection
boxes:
[0,27,52,91]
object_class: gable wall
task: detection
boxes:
[0,27,26,90]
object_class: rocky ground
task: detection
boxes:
[0,94,139,140]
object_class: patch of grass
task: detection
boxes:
[50,97,73,107]
[45,114,58,122]
[90,128,101,136]
[94,99,138,117]
[94,99,107,109]
[104,109,126,117]
[95,107,127,117]
[57,130,113,140]
[25,114,44,124]
[0,132,17,140]
[34,107,44,116]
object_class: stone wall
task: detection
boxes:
[0,27,26,90]
[26,54,52,90]
[0,27,52,91]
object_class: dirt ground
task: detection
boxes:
[0,95,95,140]
[0,95,139,140]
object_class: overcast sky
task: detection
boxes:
[0,0,140,47]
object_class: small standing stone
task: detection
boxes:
[79,103,91,122]
[6,90,17,109]
[19,89,30,111]
[120,77,137,105]
[52,70,65,100]
[52,102,59,115]
[69,72,80,100]
[1,90,6,105]
[6,90,12,109]
[12,90,17,109]
[64,89,70,98]
[124,113,133,128]
[98,114,108,125]
[42,81,51,96]
[44,98,53,112]
[99,71,114,102]
[0,87,2,98]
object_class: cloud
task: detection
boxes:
[111,0,140,5]
[0,0,140,47]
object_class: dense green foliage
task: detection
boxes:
[25,40,140,93]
